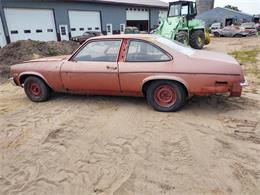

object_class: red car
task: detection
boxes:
[10,34,246,112]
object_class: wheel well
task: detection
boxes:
[142,79,189,97]
[19,74,52,90]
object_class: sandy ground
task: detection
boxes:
[0,37,260,195]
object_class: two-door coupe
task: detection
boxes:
[10,34,246,112]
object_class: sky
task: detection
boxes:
[161,0,260,15]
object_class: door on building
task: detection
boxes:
[59,25,69,41]
[68,10,101,37]
[120,24,126,34]
[159,10,168,24]
[126,8,149,32]
[106,24,113,35]
[225,18,233,26]
[4,8,57,42]
[0,16,6,48]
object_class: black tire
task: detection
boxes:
[24,76,51,102]
[190,30,205,49]
[146,81,186,112]
[234,34,242,38]
[214,32,221,37]
[175,31,189,45]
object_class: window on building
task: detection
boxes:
[11,30,18,34]
[24,30,31,33]
[80,28,84,31]
[47,29,54,32]
[71,28,76,31]
[36,29,43,33]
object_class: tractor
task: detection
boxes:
[155,0,210,49]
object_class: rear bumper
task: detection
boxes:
[230,79,248,97]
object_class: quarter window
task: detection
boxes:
[73,40,121,62]
[126,40,171,62]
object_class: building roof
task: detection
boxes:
[70,0,169,8]
[197,7,253,18]
[220,7,252,17]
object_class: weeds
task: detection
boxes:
[229,48,260,64]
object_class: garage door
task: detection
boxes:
[126,8,149,21]
[126,8,149,32]
[4,8,57,42]
[0,16,6,48]
[68,10,101,37]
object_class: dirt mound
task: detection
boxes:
[0,40,79,77]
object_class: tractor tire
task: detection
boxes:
[190,30,205,50]
[175,31,189,45]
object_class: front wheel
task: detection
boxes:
[146,81,186,112]
[176,31,189,45]
[24,76,51,102]
[190,30,205,49]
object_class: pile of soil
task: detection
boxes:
[0,40,79,77]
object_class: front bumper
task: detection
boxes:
[9,77,18,86]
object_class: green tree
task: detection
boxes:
[224,5,240,12]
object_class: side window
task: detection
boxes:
[126,40,171,62]
[73,40,121,62]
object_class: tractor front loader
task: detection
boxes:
[155,1,210,49]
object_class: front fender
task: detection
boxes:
[18,71,52,88]
[141,75,191,97]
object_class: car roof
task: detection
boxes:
[89,34,156,41]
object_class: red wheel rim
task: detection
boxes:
[154,85,176,107]
[28,81,41,96]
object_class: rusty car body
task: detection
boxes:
[10,34,246,112]
[213,26,250,37]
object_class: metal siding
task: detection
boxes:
[0,0,163,38]
[0,16,7,47]
[197,7,253,26]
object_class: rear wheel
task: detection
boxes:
[234,34,243,38]
[24,76,51,102]
[146,81,186,112]
[190,30,205,49]
[214,32,221,37]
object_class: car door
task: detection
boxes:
[60,39,121,93]
[222,27,232,37]
[118,39,172,93]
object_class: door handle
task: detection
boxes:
[106,66,117,70]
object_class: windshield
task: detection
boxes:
[169,4,181,17]
[169,4,189,17]
[155,36,195,56]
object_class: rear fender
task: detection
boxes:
[141,75,190,97]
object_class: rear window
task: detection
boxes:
[155,36,195,56]
[126,40,171,62]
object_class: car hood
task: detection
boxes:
[24,55,69,63]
